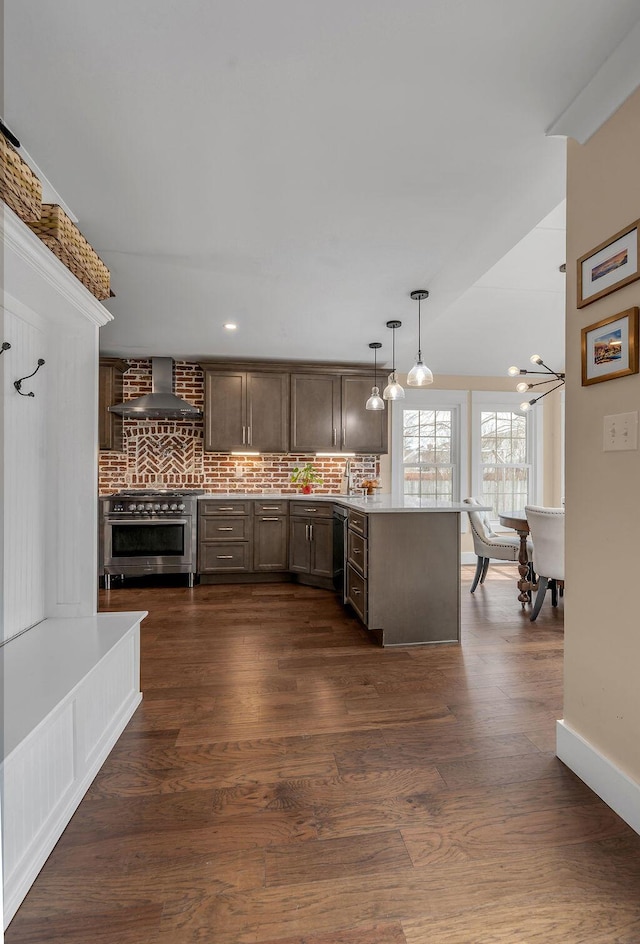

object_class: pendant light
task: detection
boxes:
[365,342,385,411]
[382,320,405,400]
[407,289,434,386]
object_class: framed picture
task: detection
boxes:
[581,307,639,386]
[577,220,640,308]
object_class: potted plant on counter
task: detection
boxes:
[290,462,323,494]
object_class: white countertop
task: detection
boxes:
[199,492,490,514]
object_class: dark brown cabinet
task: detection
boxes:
[98,358,128,451]
[202,368,289,453]
[198,500,252,573]
[341,375,388,454]
[253,500,289,571]
[289,501,333,584]
[291,371,388,454]
[290,373,341,452]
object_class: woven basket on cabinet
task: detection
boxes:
[28,204,111,300]
[0,132,42,223]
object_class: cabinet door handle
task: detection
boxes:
[217,555,234,559]
[248,425,252,445]
[304,508,318,513]
[352,547,361,554]
[309,524,313,540]
[262,517,279,521]
[217,527,234,531]
[332,427,337,446]
[217,506,235,511]
[351,587,361,596]
[262,505,280,510]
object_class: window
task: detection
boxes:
[472,392,542,521]
[392,391,467,504]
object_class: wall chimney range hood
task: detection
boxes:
[109,357,202,419]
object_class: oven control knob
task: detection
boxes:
[136,504,145,511]
[177,503,185,511]
[170,503,178,511]
[153,503,161,511]
[161,503,169,511]
[145,503,153,511]
[128,503,137,511]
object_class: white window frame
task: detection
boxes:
[391,390,468,510]
[471,391,543,527]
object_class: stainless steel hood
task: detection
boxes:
[108,357,202,419]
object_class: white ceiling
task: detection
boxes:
[5,1,640,375]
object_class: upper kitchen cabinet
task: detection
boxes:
[290,373,341,452]
[291,371,388,454]
[202,366,289,452]
[99,357,128,451]
[341,375,388,454]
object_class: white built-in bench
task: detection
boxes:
[2,611,146,928]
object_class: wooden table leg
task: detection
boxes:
[516,529,531,607]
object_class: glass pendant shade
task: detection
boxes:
[366,385,385,410]
[365,341,386,411]
[407,359,433,386]
[383,371,405,400]
[382,321,404,400]
[407,290,434,387]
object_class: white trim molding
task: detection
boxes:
[556,720,640,836]
[546,20,640,144]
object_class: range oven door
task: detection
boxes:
[103,517,193,573]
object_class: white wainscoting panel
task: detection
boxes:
[1,299,47,642]
[2,611,146,930]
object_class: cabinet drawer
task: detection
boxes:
[346,563,367,624]
[199,516,251,541]
[347,529,367,576]
[348,509,368,536]
[289,501,333,518]
[200,500,251,515]
[254,500,288,515]
[199,542,251,572]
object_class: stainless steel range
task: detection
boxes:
[100,490,204,588]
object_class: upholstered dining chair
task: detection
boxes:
[463,497,529,593]
[524,505,565,622]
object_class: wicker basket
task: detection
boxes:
[0,132,42,223]
[29,204,111,300]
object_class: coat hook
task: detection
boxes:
[14,358,45,397]
[1,341,10,355]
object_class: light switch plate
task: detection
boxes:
[603,411,638,451]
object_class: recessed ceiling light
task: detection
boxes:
[223,322,237,331]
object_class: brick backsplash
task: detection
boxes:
[98,359,379,495]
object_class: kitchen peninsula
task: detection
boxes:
[198,493,485,647]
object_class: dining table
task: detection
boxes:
[498,511,533,606]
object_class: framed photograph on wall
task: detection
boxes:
[581,307,639,386]
[577,220,640,308]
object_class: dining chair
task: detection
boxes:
[524,505,565,621]
[463,497,528,592]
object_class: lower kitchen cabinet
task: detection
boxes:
[198,500,252,574]
[289,501,334,586]
[253,500,289,571]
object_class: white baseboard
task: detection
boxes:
[556,719,640,836]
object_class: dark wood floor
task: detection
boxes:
[7,567,640,943]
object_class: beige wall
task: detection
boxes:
[565,88,640,782]
[380,373,563,554]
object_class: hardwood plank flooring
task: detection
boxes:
[6,565,640,943]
